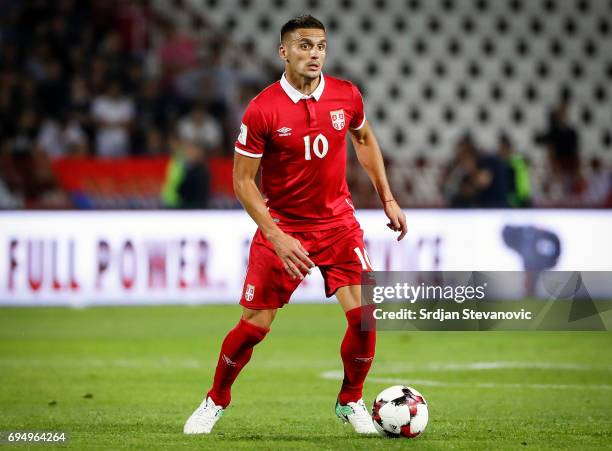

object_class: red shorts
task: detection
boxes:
[239,219,371,309]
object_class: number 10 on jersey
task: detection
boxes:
[303,134,329,160]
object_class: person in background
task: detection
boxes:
[176,103,223,156]
[6,109,70,208]
[132,80,165,155]
[36,111,89,158]
[583,157,611,207]
[91,80,135,158]
[156,20,199,90]
[441,134,479,207]
[162,127,210,209]
[473,139,513,208]
[0,145,25,209]
[535,100,582,195]
[497,133,531,208]
[37,60,68,117]
[442,133,512,208]
[67,76,94,143]
[143,128,166,156]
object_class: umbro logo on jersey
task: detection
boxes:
[277,127,292,136]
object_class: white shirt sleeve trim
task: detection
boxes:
[235,146,263,158]
[350,115,367,131]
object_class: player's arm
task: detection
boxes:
[349,121,408,241]
[233,153,315,279]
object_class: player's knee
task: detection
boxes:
[241,307,277,329]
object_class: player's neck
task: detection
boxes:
[284,70,320,96]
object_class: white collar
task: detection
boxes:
[280,73,325,103]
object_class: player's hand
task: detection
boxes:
[383,200,408,241]
[269,232,315,280]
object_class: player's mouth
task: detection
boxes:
[307,64,320,70]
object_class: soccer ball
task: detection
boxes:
[371,385,429,438]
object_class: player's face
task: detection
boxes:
[280,28,327,80]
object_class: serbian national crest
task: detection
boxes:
[330,109,346,130]
[245,284,255,302]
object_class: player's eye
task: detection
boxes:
[300,43,310,50]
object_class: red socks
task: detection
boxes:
[207,307,374,408]
[338,305,376,405]
[207,318,269,408]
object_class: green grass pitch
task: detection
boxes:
[1,304,611,450]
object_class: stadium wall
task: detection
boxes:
[1,210,611,306]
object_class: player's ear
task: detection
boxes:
[279,44,288,61]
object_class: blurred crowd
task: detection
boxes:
[348,96,611,209]
[0,0,610,209]
[0,0,271,208]
[437,98,610,208]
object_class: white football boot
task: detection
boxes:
[335,399,378,434]
[183,396,224,434]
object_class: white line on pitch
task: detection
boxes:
[0,358,203,369]
[0,358,338,369]
[319,370,612,391]
[373,361,612,372]
[2,358,611,374]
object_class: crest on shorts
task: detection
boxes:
[330,109,346,130]
[245,284,255,302]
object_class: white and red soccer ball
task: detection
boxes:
[371,385,429,438]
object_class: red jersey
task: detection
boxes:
[234,73,366,231]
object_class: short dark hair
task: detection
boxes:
[280,15,325,43]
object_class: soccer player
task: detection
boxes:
[184,15,407,435]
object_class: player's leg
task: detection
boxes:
[336,285,376,405]
[206,229,293,408]
[184,307,276,434]
[333,284,377,433]
[318,226,376,405]
[185,229,299,434]
[316,223,377,433]
[207,307,276,407]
